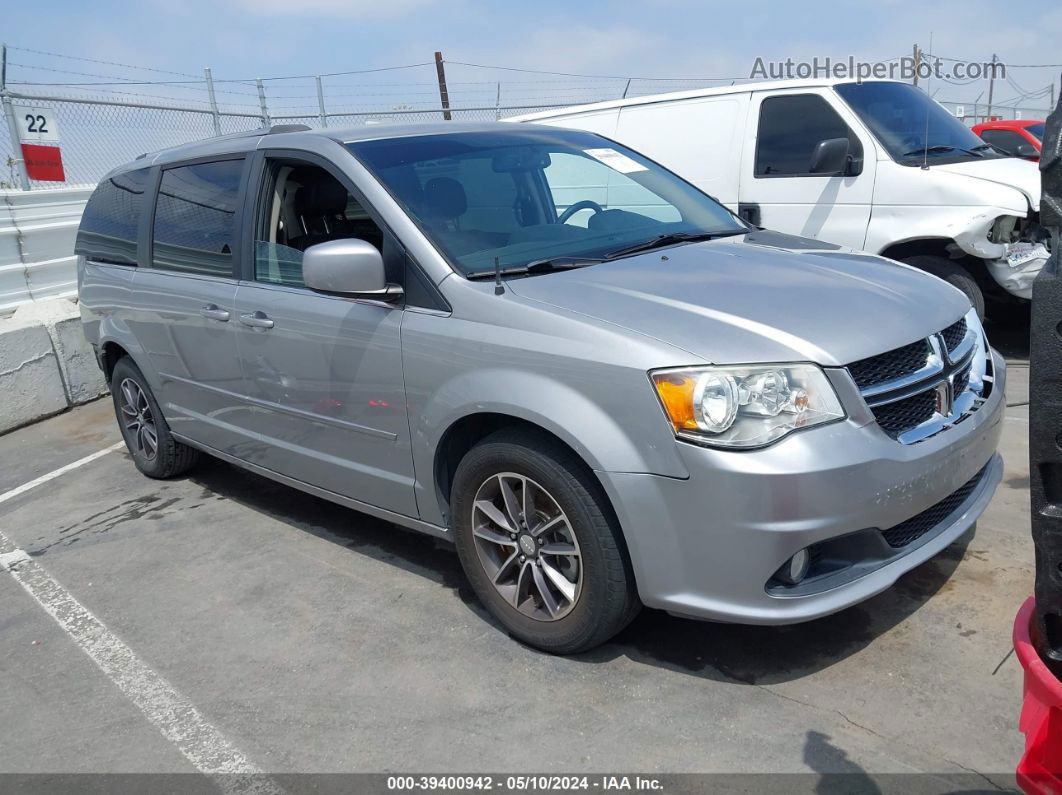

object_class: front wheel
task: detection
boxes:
[902,255,985,321]
[451,430,639,654]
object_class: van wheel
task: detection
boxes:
[450,430,639,654]
[111,357,199,479]
[902,255,985,321]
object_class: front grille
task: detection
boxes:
[870,390,937,438]
[940,318,967,353]
[953,362,971,395]
[847,338,930,390]
[880,465,987,547]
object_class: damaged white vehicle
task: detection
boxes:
[514,79,1047,320]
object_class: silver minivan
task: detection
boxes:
[77,122,1005,653]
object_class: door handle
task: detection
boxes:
[239,311,275,330]
[199,304,230,322]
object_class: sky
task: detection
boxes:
[3,0,1061,116]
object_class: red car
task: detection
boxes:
[972,119,1045,160]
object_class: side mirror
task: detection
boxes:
[1015,142,1039,159]
[302,239,402,301]
[809,137,858,176]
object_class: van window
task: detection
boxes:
[350,129,743,278]
[152,159,244,277]
[76,167,150,266]
[755,95,860,177]
[254,161,384,288]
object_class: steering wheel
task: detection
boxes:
[558,200,604,224]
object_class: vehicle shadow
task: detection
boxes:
[188,456,971,687]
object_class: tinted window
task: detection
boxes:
[978,128,1029,155]
[1027,123,1045,142]
[755,94,861,176]
[76,168,150,265]
[152,160,243,276]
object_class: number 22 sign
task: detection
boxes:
[11,103,65,181]
[12,103,60,143]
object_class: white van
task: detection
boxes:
[512,79,1048,320]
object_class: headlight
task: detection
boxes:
[650,364,846,449]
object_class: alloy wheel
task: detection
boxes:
[470,472,582,621]
[118,378,159,461]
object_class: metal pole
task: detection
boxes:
[204,67,221,137]
[912,44,920,86]
[622,78,632,99]
[434,51,452,121]
[316,75,327,128]
[256,78,270,127]
[495,82,501,120]
[986,54,997,121]
[1,45,30,190]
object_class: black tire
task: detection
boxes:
[902,255,985,321]
[450,429,640,654]
[110,357,199,479]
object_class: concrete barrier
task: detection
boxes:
[0,297,107,435]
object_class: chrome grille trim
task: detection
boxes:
[846,310,990,444]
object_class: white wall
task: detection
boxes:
[0,187,92,317]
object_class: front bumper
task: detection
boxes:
[597,350,1006,625]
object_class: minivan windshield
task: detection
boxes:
[347,128,746,278]
[835,81,1003,165]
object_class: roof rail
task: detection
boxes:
[266,123,311,134]
[130,123,314,165]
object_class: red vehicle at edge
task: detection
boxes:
[973,119,1045,161]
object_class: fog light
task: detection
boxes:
[777,548,810,585]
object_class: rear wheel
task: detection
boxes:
[111,357,199,479]
[451,430,639,654]
[902,255,985,321]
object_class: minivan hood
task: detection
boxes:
[506,231,971,367]
[932,158,1041,210]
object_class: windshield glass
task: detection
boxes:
[347,128,745,277]
[1027,123,1045,142]
[835,81,1002,164]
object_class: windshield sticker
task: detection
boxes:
[584,148,647,174]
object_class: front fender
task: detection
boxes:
[411,367,690,527]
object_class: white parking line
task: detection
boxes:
[0,441,125,506]
[0,448,283,794]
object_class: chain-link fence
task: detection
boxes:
[0,50,1054,190]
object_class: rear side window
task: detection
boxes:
[755,94,861,177]
[152,159,244,277]
[76,167,150,265]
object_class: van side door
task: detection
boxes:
[129,156,251,453]
[231,150,417,518]
[738,89,875,248]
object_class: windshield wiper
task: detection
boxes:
[902,144,986,158]
[465,256,602,281]
[902,144,957,157]
[602,230,746,260]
